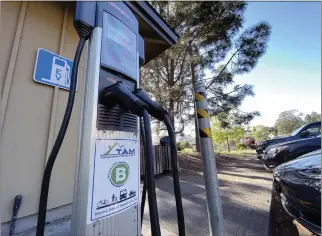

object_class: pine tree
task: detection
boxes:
[141,2,271,148]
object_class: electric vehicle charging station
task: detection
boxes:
[71,2,144,235]
[22,1,185,235]
[1,2,182,236]
[1,1,221,235]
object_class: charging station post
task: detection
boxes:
[194,80,224,236]
[71,2,143,235]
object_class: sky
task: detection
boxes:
[235,2,321,127]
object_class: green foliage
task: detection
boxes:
[274,110,305,135]
[179,148,195,154]
[244,137,256,149]
[274,110,321,135]
[304,112,321,123]
[217,149,256,157]
[232,22,271,74]
[184,141,192,149]
[211,117,246,151]
[176,141,192,151]
[251,125,276,141]
[176,141,185,151]
[206,21,271,127]
[236,143,247,150]
[142,2,271,133]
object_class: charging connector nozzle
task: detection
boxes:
[101,82,148,116]
[133,89,168,121]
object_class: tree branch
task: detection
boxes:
[175,123,185,134]
[154,60,169,83]
[226,83,248,95]
[174,48,189,84]
[206,48,241,89]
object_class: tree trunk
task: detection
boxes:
[191,62,201,152]
[169,59,175,129]
[226,137,230,152]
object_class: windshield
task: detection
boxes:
[291,124,307,136]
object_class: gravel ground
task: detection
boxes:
[142,151,316,236]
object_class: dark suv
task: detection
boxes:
[262,135,321,169]
[256,121,321,157]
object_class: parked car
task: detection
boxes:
[262,134,321,169]
[273,150,321,235]
[256,121,321,157]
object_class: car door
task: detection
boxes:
[298,123,321,138]
[306,124,321,137]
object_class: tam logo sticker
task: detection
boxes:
[88,139,139,223]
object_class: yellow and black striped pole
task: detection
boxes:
[194,80,224,236]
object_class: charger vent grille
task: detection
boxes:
[97,104,138,132]
[139,59,144,67]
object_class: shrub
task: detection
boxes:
[236,143,247,150]
[176,141,185,151]
[184,141,192,149]
[244,137,256,149]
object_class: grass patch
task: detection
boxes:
[216,149,256,158]
[179,148,195,154]
[178,148,256,160]
[179,148,201,159]
[179,148,256,157]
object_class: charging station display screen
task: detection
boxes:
[102,12,137,80]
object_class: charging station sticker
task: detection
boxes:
[88,139,139,223]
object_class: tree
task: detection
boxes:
[304,112,321,123]
[206,21,271,128]
[142,2,247,132]
[142,2,271,146]
[211,117,246,152]
[274,110,304,135]
[251,125,276,141]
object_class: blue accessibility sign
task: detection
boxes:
[33,48,76,90]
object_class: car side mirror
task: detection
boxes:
[300,130,310,137]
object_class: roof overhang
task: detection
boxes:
[67,1,179,65]
[124,1,179,64]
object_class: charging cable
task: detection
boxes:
[139,118,148,227]
[36,10,93,234]
[100,82,161,236]
[163,115,185,236]
[133,89,186,236]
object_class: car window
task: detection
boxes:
[303,124,321,136]
[291,124,307,136]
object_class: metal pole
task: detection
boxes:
[194,80,224,236]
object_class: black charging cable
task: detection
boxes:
[100,82,161,236]
[133,89,186,236]
[142,110,162,236]
[139,118,148,227]
[36,37,86,236]
[36,14,94,234]
[36,37,85,236]
[163,115,185,236]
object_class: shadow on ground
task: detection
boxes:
[142,152,315,236]
[142,153,273,236]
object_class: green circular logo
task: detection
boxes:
[109,162,130,187]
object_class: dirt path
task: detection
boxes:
[142,152,274,236]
